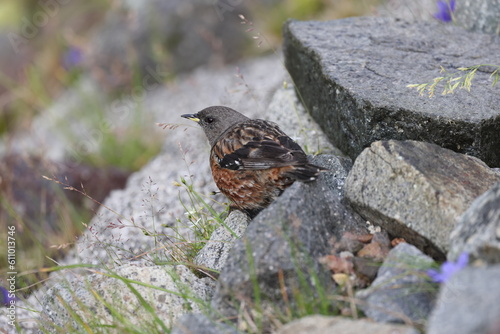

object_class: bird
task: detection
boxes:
[182,106,324,218]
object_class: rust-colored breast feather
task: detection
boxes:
[209,120,321,216]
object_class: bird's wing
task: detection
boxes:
[212,120,309,170]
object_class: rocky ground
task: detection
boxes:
[2,0,500,333]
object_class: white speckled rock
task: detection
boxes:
[39,264,215,332]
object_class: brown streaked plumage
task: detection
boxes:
[182,106,324,218]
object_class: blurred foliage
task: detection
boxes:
[0,0,382,140]
[0,156,88,293]
[0,193,89,294]
[252,0,384,39]
[0,0,110,134]
[75,112,164,172]
[254,0,326,37]
[0,2,23,28]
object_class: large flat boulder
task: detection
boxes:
[283,17,500,167]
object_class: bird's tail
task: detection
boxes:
[286,163,328,183]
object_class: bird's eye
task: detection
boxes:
[205,117,214,123]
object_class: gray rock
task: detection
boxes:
[211,154,368,326]
[171,313,242,334]
[455,0,500,35]
[194,210,250,274]
[345,140,500,258]
[449,182,500,264]
[427,265,500,334]
[283,17,500,167]
[311,154,353,199]
[356,243,436,324]
[0,300,38,334]
[38,264,215,332]
[276,315,419,334]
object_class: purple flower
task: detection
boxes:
[434,0,456,22]
[0,286,16,307]
[427,252,469,283]
[62,46,84,70]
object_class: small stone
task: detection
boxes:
[356,243,436,324]
[352,256,381,284]
[332,273,350,286]
[357,242,389,262]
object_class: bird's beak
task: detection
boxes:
[181,113,200,122]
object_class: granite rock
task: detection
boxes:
[283,17,500,167]
[38,265,215,332]
[449,181,500,264]
[194,210,250,275]
[345,140,500,258]
[455,0,500,35]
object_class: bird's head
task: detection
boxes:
[182,106,249,147]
